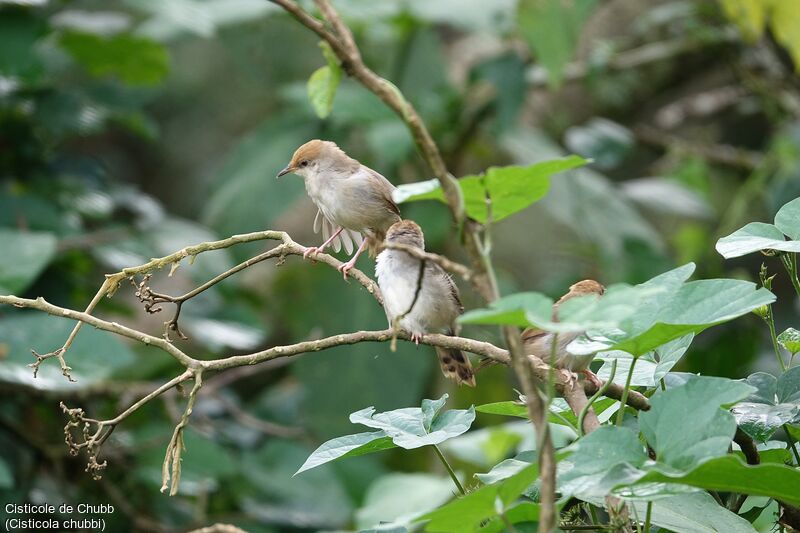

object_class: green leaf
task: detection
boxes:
[459,292,553,328]
[420,463,539,533]
[355,473,455,530]
[731,402,798,442]
[477,158,588,223]
[475,450,536,485]
[296,395,474,474]
[775,197,800,239]
[639,376,755,470]
[743,372,777,404]
[0,457,12,489]
[628,492,757,533]
[618,455,800,507]
[0,230,56,295]
[307,42,342,118]
[778,366,800,404]
[715,222,800,259]
[611,278,775,356]
[517,0,597,88]
[557,426,648,500]
[597,335,694,387]
[393,156,588,223]
[0,312,136,390]
[460,282,645,333]
[778,328,800,355]
[350,397,475,449]
[59,31,169,85]
[295,432,395,475]
[476,401,529,419]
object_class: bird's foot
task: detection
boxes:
[303,246,321,260]
[410,332,422,345]
[559,369,578,387]
[582,369,604,389]
[337,259,356,280]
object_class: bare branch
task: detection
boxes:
[380,242,472,280]
[162,371,203,495]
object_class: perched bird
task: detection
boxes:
[277,140,401,278]
[375,220,476,387]
[521,280,606,387]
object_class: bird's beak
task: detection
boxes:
[276,165,294,178]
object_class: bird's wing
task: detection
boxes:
[521,327,548,343]
[362,167,401,217]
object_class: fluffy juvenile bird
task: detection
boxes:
[375,220,476,387]
[277,140,401,278]
[521,280,605,387]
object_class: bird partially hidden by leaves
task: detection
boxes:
[278,140,401,279]
[521,280,606,388]
[375,220,476,387]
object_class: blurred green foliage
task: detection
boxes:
[1,0,800,531]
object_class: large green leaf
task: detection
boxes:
[775,197,800,239]
[59,31,168,85]
[350,396,475,449]
[0,312,136,390]
[393,156,588,223]
[0,229,56,295]
[557,426,648,500]
[731,402,798,442]
[295,395,474,475]
[295,432,395,475]
[639,376,755,470]
[307,42,342,119]
[629,492,757,533]
[420,463,539,533]
[610,278,775,356]
[618,455,800,507]
[715,222,800,259]
[732,369,800,442]
[778,365,800,404]
[597,335,694,387]
[460,282,645,333]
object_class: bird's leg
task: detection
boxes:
[410,332,422,345]
[338,238,368,279]
[582,369,604,389]
[304,227,344,259]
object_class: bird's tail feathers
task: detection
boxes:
[435,346,476,387]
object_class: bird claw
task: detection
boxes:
[303,247,320,260]
[410,333,422,345]
[560,369,578,387]
[338,261,355,280]
[583,369,604,389]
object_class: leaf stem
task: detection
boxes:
[784,424,800,465]
[616,358,637,426]
[433,444,466,495]
[780,253,800,300]
[765,306,786,372]
[643,501,653,533]
[578,359,617,437]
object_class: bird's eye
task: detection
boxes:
[300,160,309,167]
